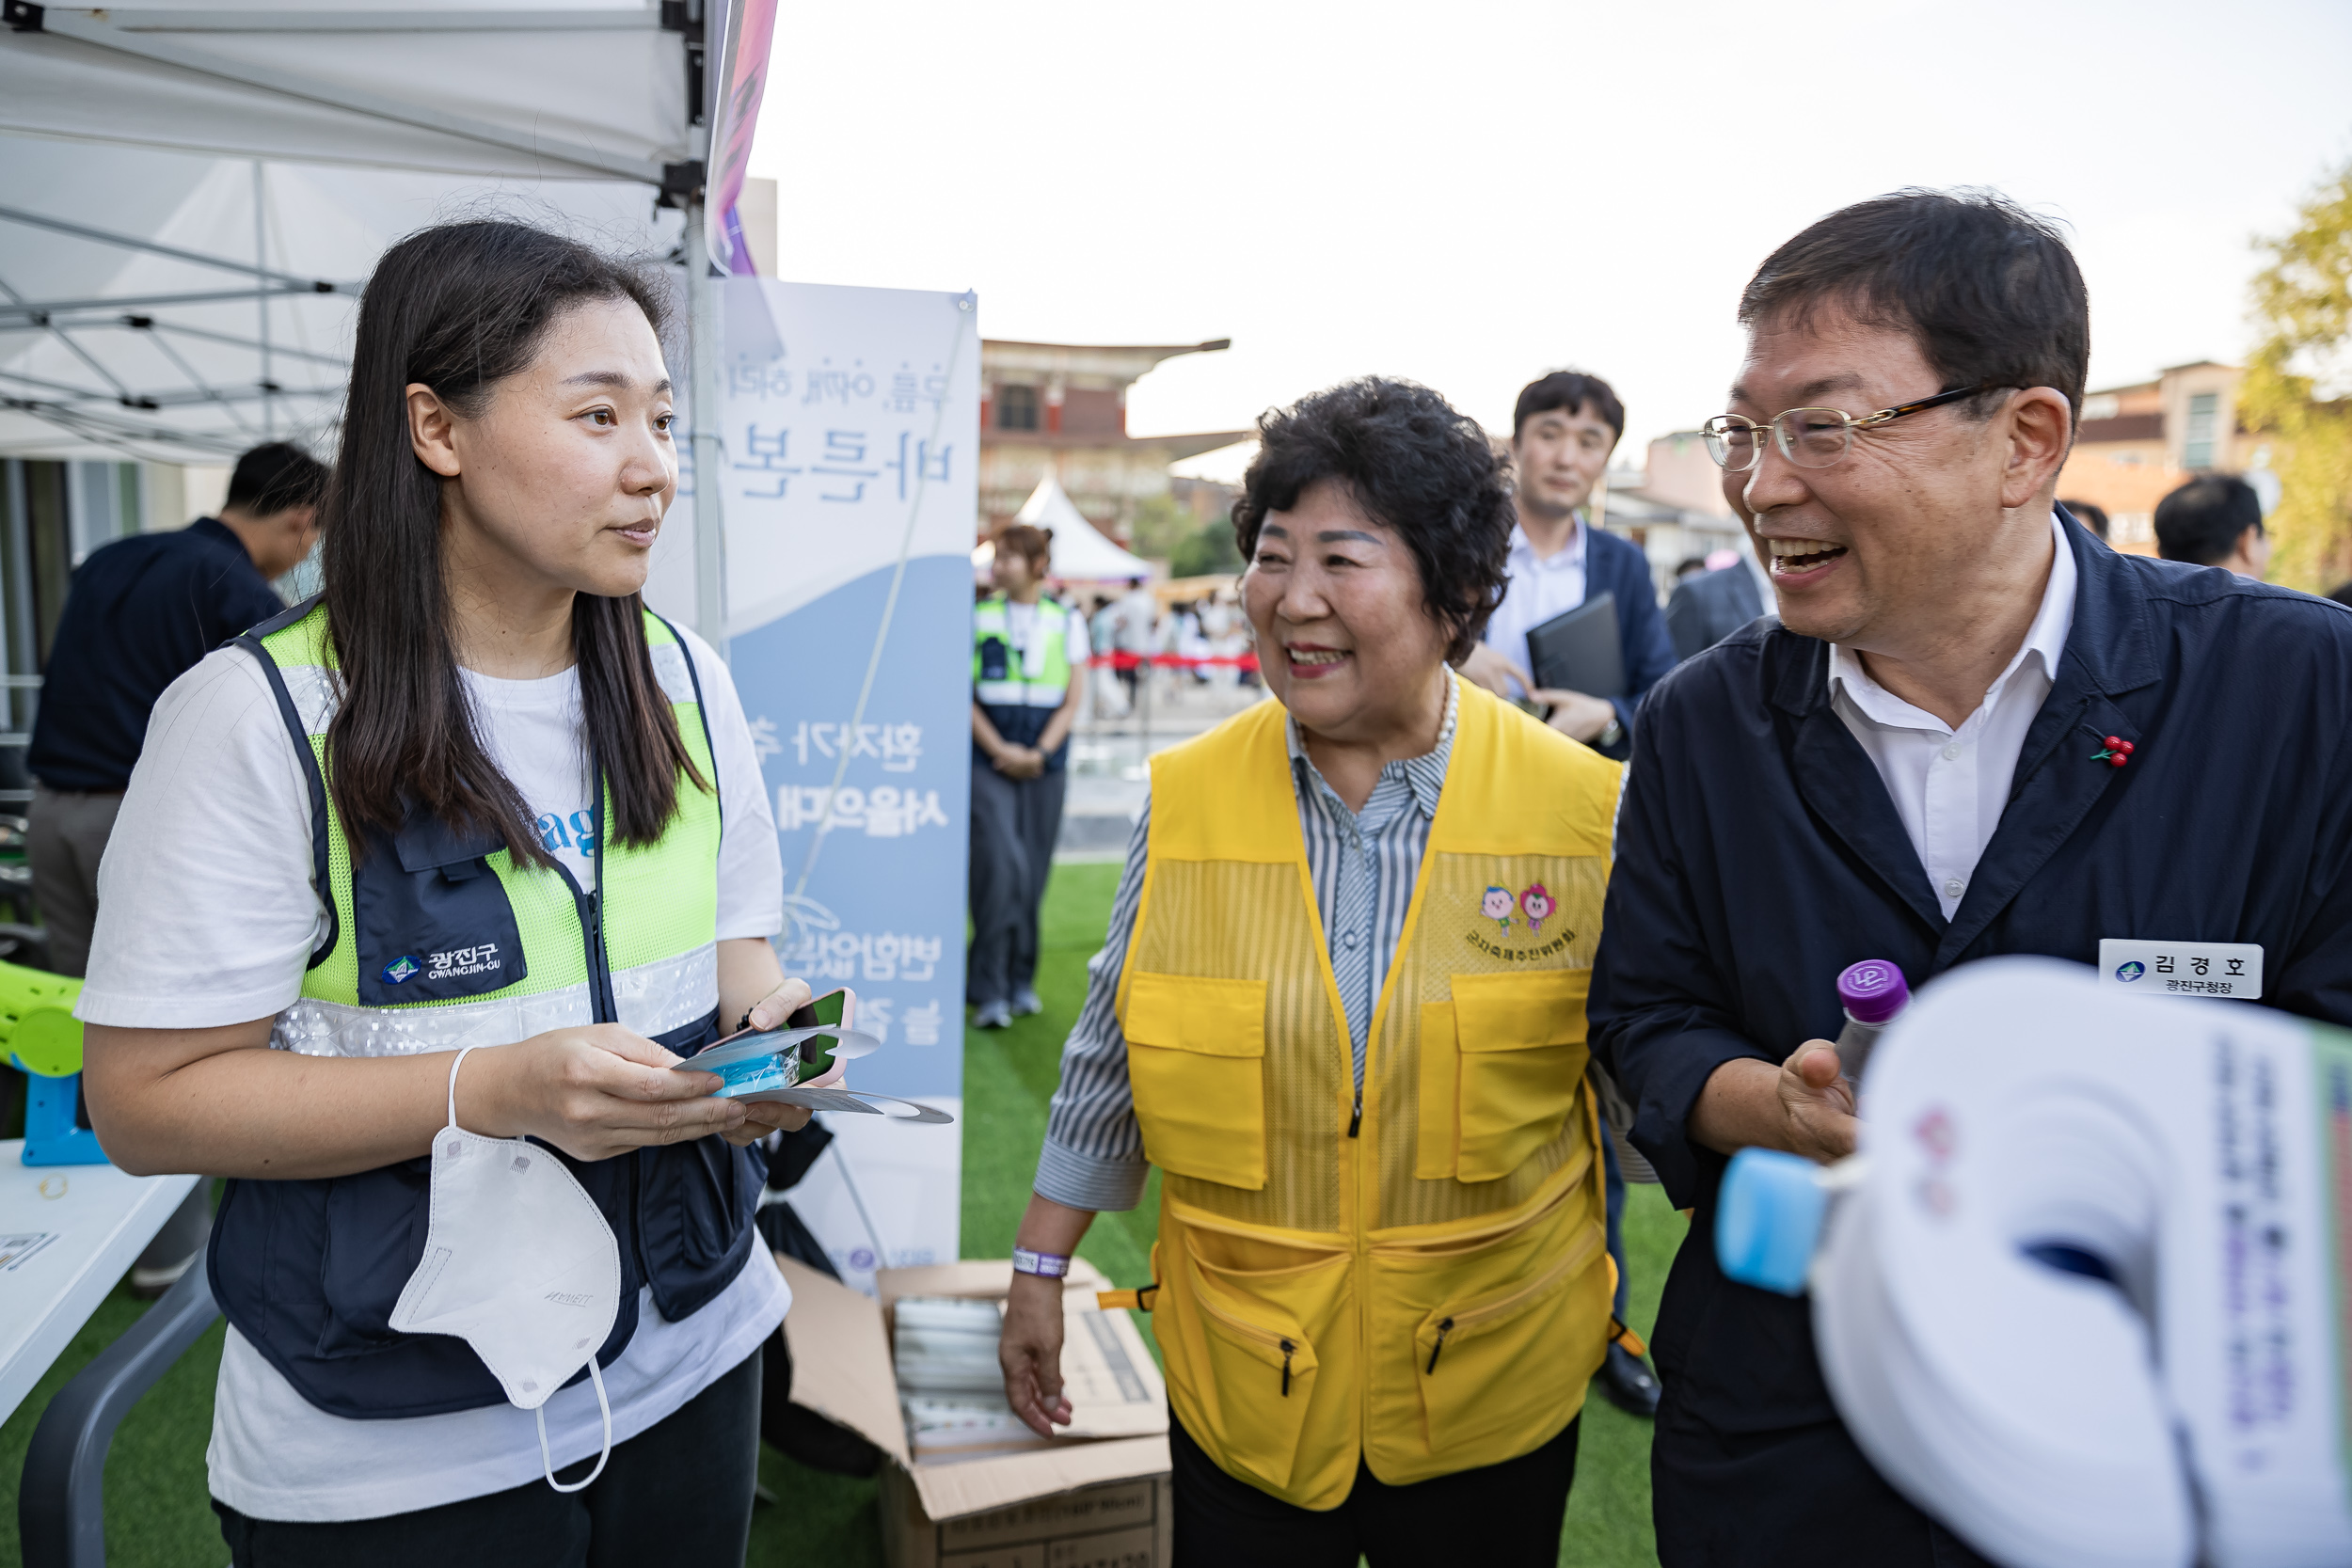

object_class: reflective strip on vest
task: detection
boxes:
[246,600,722,1053]
[973,594,1072,707]
[1116,679,1623,1506]
[269,942,715,1057]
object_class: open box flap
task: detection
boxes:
[776,1255,911,1468]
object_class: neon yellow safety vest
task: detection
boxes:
[973,593,1073,708]
[246,599,721,1050]
[1117,679,1622,1507]
[209,596,747,1421]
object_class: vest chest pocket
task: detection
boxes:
[1417,969,1589,1183]
[1123,972,1266,1190]
[354,815,530,1006]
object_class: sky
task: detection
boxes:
[749,0,2352,477]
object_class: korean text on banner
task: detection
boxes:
[718,277,979,1288]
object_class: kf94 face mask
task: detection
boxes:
[389,1046,622,1492]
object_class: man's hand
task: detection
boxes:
[999,1273,1073,1438]
[993,745,1046,781]
[1531,688,1616,744]
[1456,641,1532,698]
[1774,1039,1857,1163]
[1689,1039,1858,1165]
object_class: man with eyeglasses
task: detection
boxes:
[1588,190,2352,1566]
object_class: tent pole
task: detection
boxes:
[685,203,727,657]
[254,162,272,441]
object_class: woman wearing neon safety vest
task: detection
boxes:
[968,522,1087,1030]
[76,221,804,1565]
[998,378,1629,1564]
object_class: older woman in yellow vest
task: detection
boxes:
[997,377,1627,1565]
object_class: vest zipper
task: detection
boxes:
[1347,1091,1362,1138]
[549,764,618,1023]
[1426,1317,1454,1373]
[1192,1291,1307,1401]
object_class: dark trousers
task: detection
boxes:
[965,759,1067,1006]
[1171,1409,1579,1568]
[215,1348,762,1568]
[25,781,122,978]
[1651,1390,1996,1568]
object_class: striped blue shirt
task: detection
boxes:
[1034,677,1460,1212]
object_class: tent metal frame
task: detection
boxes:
[3,1,725,641]
[10,4,675,187]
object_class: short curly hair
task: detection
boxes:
[1232,377,1513,664]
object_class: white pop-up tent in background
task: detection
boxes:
[0,0,773,650]
[0,3,980,1286]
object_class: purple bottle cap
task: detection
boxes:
[1837,959,1909,1025]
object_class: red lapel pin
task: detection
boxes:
[2090,735,2135,768]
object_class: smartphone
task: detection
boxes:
[678,987,860,1094]
[784,987,856,1085]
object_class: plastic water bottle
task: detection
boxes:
[1833,959,1909,1085]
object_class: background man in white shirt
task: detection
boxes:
[1458,371,1677,763]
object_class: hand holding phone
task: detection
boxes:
[672,986,955,1125]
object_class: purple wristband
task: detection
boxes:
[1011,1247,1072,1279]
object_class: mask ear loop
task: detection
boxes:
[537,1358,612,1495]
[446,1044,481,1133]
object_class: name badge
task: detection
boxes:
[2097,940,2263,999]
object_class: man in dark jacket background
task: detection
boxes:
[24,439,322,1296]
[28,439,323,977]
[1589,190,2352,1565]
[1663,543,1772,661]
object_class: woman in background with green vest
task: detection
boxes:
[76,221,805,1565]
[969,522,1087,1029]
[997,379,1627,1565]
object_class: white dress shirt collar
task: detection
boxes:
[1825,511,2076,921]
[1508,514,1585,573]
[1828,511,2075,734]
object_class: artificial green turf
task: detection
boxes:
[2,861,1680,1567]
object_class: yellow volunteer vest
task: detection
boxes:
[1117,678,1623,1508]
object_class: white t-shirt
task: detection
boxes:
[76,626,790,1522]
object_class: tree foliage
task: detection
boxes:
[1126,492,1243,578]
[2242,161,2352,593]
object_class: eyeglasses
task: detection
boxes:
[1700,385,2002,472]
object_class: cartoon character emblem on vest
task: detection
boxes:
[1481,885,1514,932]
[1518,882,1554,934]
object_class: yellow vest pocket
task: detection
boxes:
[1124,972,1268,1189]
[1452,969,1590,1182]
[1413,1219,1607,1454]
[1184,1256,1331,1493]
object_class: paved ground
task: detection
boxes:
[1057,673,1268,857]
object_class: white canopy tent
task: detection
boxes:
[1012,472,1151,582]
[0,0,772,641]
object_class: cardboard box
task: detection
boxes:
[779,1255,1172,1568]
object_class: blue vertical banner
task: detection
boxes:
[717,277,979,1288]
